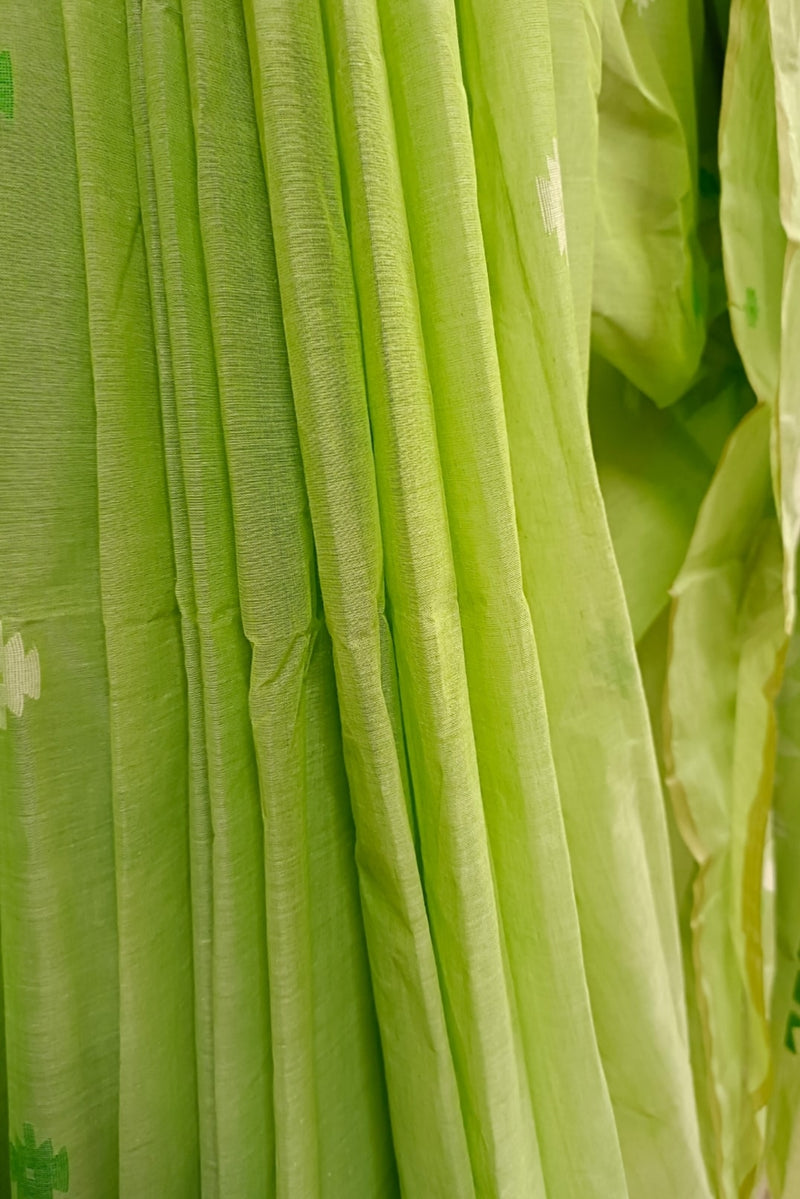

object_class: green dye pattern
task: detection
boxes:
[9,1126,69,1199]
[745,286,759,328]
[0,52,13,121]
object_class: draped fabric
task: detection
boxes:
[0,1,797,1197]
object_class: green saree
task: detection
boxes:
[0,0,798,1196]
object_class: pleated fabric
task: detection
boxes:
[0,0,769,1196]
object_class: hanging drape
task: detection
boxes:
[0,0,798,1197]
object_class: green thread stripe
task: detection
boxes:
[0,51,13,120]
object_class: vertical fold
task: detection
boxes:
[123,1,218,1188]
[130,0,274,1193]
[60,1,200,1195]
[375,1,628,1195]
[243,2,478,1195]
[318,0,545,1194]
[548,0,602,383]
[180,0,397,1193]
[767,0,800,627]
[454,0,711,1194]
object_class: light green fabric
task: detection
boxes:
[1,1,799,1197]
[599,3,800,1192]
[0,9,120,1196]
[766,622,800,1199]
[592,0,707,407]
[665,404,785,1198]
[589,328,752,643]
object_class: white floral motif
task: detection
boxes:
[536,138,567,258]
[633,0,654,11]
[0,622,40,729]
